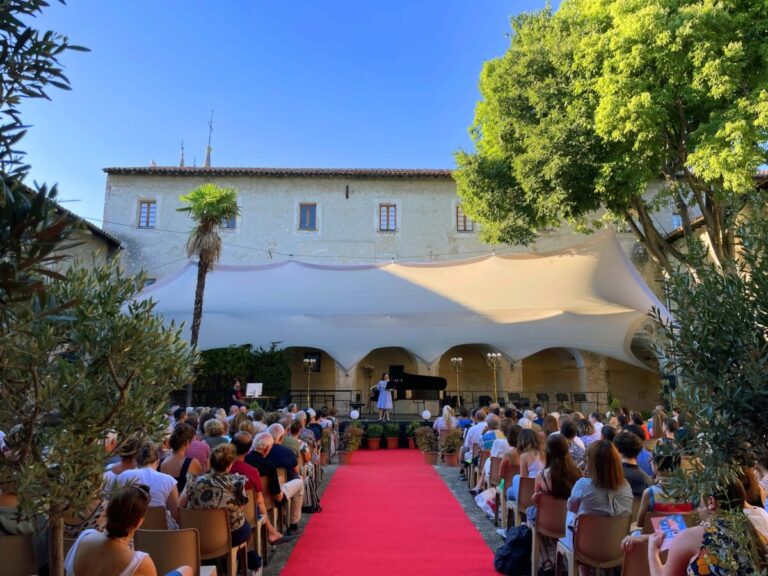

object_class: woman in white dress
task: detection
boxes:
[373,373,393,422]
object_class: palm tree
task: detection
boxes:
[178,183,240,405]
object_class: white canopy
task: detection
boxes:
[137,231,667,370]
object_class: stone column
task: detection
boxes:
[582,352,610,412]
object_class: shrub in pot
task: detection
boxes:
[365,423,383,450]
[338,421,363,464]
[414,426,438,464]
[384,423,400,449]
[442,429,463,467]
[405,420,421,449]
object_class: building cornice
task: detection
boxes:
[103,166,455,180]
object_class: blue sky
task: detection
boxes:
[21,1,556,223]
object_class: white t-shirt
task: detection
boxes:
[115,467,177,508]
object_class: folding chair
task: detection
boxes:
[179,508,247,576]
[530,495,567,576]
[0,534,36,576]
[135,527,217,576]
[142,505,168,530]
[500,465,520,530]
[509,475,536,527]
[555,514,632,576]
[243,488,268,566]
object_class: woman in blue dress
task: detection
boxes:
[373,373,393,422]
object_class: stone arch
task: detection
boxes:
[435,344,515,407]
[521,347,585,401]
[356,346,419,389]
[285,346,339,395]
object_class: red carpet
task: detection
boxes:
[280,449,496,576]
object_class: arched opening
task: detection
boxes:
[521,348,584,408]
[356,347,418,387]
[437,344,499,407]
[605,357,661,412]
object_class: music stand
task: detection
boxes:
[572,393,588,412]
[555,393,570,402]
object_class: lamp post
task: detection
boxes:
[486,352,503,403]
[450,357,463,407]
[303,357,316,407]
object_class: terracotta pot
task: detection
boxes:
[443,452,459,467]
[337,451,353,465]
[367,437,382,450]
[423,451,439,465]
[319,452,329,466]
[407,438,416,449]
[386,437,399,449]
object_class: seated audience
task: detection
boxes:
[577,419,600,448]
[504,428,543,501]
[601,424,617,442]
[245,432,305,534]
[560,420,585,470]
[159,424,203,495]
[183,413,210,473]
[624,424,654,476]
[180,444,261,572]
[118,442,180,528]
[614,431,653,498]
[561,440,633,559]
[65,484,191,576]
[103,436,141,491]
[635,445,694,528]
[203,418,229,450]
[499,424,522,483]
[230,432,290,545]
[433,405,458,432]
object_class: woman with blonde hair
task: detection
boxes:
[433,405,458,431]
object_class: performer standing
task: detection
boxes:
[373,373,393,422]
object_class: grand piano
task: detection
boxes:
[389,365,447,415]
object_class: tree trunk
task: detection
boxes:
[49,514,64,576]
[186,259,209,406]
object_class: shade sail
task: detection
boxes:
[137,230,667,370]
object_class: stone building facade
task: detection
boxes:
[102,166,669,412]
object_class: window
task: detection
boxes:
[672,213,682,229]
[456,205,474,232]
[379,204,397,231]
[220,215,236,229]
[138,200,156,228]
[299,203,317,231]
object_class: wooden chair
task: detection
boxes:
[143,505,168,530]
[467,443,480,490]
[475,449,490,489]
[243,488,268,566]
[487,456,502,525]
[642,438,659,451]
[555,514,632,576]
[260,476,283,534]
[509,476,536,527]
[277,468,289,529]
[179,508,247,576]
[0,534,36,576]
[135,528,217,576]
[530,495,567,576]
[621,538,651,576]
[499,464,520,530]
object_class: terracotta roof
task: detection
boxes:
[53,201,122,248]
[103,166,454,179]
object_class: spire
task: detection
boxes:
[204,110,213,168]
[179,139,185,167]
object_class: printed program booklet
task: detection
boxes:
[651,514,688,551]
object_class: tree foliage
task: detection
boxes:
[192,343,291,406]
[456,0,768,273]
[651,195,768,566]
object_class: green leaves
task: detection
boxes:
[456,0,768,271]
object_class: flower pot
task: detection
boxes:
[337,451,353,465]
[367,437,382,450]
[319,452,329,466]
[386,437,399,449]
[407,438,416,449]
[423,451,439,465]
[443,452,459,467]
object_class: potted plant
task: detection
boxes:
[414,426,438,464]
[384,422,400,449]
[405,420,420,449]
[365,423,383,450]
[442,429,463,467]
[320,427,332,465]
[338,421,363,464]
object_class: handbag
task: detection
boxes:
[494,524,532,575]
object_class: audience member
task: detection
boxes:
[158,424,203,494]
[505,429,543,501]
[560,420,585,470]
[433,405,458,431]
[614,431,653,498]
[65,484,192,576]
[118,442,181,528]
